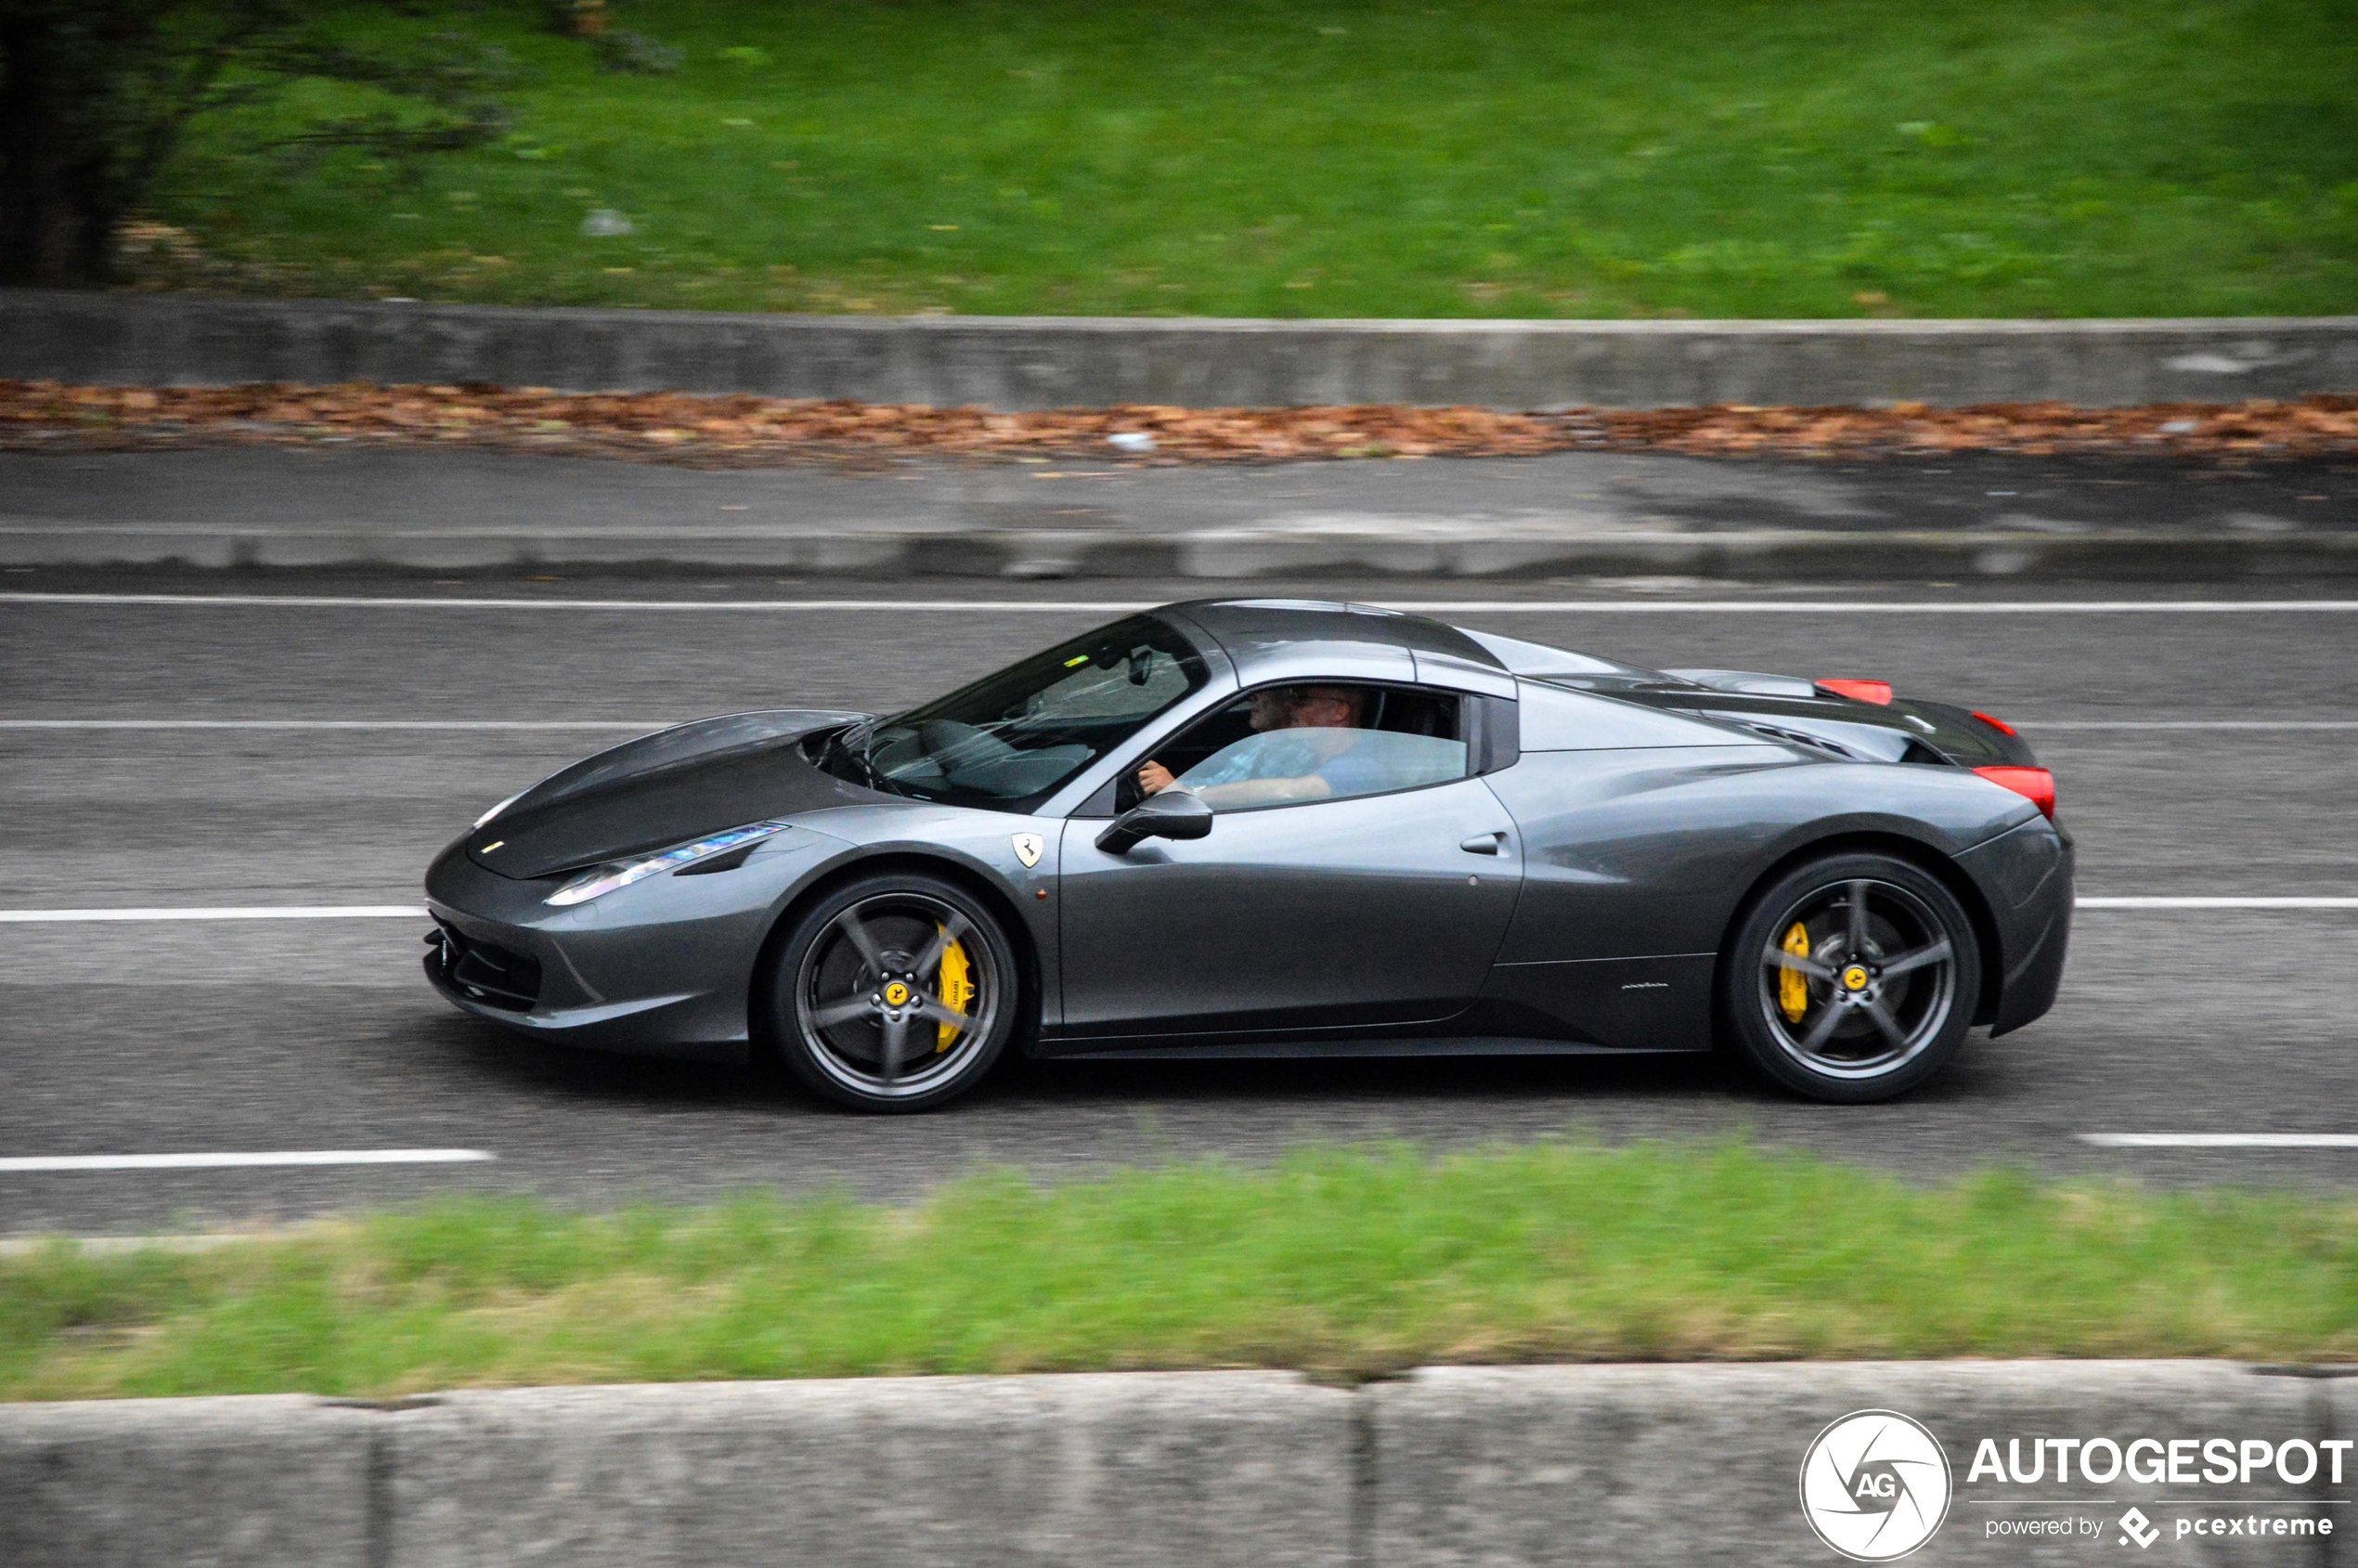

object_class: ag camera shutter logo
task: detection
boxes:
[1799,1409,1953,1562]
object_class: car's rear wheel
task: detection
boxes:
[1720,852,1980,1104]
[767,872,1017,1111]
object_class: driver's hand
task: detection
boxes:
[1137,760,1176,795]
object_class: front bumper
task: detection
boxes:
[421,826,847,1062]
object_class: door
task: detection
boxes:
[1056,776,1522,1041]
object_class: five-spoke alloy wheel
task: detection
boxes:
[767,873,1019,1111]
[1720,852,1981,1103]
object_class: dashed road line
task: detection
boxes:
[2079,1134,2358,1148]
[0,719,667,731]
[5,716,2353,732]
[2016,720,2358,732]
[8,593,2358,614]
[0,1232,291,1256]
[0,1149,495,1173]
[0,905,429,923]
[2073,897,2358,910]
[0,898,2351,924]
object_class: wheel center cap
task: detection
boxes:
[1840,965,1871,992]
[881,980,912,1007]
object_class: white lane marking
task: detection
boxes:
[2075,897,2358,909]
[5,716,2351,735]
[0,719,668,731]
[8,593,2358,614]
[2018,720,2358,732]
[2079,1134,2358,1148]
[0,905,429,923]
[0,1232,289,1256]
[1,898,2351,925]
[0,1150,495,1173]
[0,593,1156,612]
[1395,602,2358,615]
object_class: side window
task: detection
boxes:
[1133,683,1467,811]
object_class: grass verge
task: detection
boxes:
[130,0,2358,318]
[6,1141,2356,1402]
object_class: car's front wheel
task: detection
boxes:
[1720,852,1981,1104]
[765,872,1019,1111]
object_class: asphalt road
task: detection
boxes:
[8,446,2353,540]
[5,446,2355,579]
[4,569,2356,1234]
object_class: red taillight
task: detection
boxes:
[1815,678,1893,706]
[1975,765,2055,820]
[1972,711,2016,736]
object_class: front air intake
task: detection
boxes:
[429,919,542,1010]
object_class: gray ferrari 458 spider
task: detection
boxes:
[425,599,2071,1110]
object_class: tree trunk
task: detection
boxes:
[0,16,116,287]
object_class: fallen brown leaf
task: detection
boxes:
[0,382,2351,464]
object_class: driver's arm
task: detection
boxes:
[1139,757,1329,809]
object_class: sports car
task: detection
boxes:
[424,599,2071,1110]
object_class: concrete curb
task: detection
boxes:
[0,1394,382,1566]
[6,292,2356,410]
[7,519,2353,579]
[1371,1363,2350,1568]
[5,1363,2352,1567]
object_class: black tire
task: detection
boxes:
[1718,851,1981,1104]
[764,871,1020,1112]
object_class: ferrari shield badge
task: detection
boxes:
[1011,833,1044,868]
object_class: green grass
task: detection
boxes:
[132,0,2358,319]
[6,1141,2357,1401]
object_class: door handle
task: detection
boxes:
[1459,832,1505,856]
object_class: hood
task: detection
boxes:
[464,709,874,878]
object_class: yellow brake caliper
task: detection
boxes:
[935,927,976,1052]
[1779,922,1812,1023]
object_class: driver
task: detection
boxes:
[1136,684,1379,808]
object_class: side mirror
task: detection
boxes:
[1095,788,1214,855]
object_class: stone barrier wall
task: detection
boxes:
[5,1362,2351,1567]
[5,291,2355,409]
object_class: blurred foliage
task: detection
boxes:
[6,1139,2358,1399]
[0,0,512,286]
[98,0,2358,317]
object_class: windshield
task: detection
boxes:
[822,616,1211,810]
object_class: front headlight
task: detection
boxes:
[545,822,795,907]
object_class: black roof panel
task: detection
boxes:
[1169,600,1505,674]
